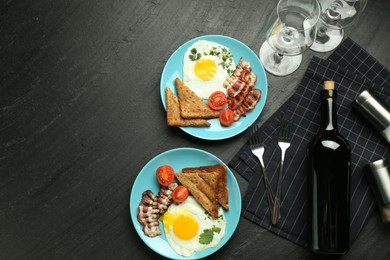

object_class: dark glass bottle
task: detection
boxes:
[307,81,351,255]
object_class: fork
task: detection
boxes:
[271,119,293,225]
[248,124,275,214]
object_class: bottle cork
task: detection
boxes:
[324,81,335,90]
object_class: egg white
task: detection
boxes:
[183,40,235,99]
[161,196,226,257]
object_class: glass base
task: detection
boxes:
[259,41,302,76]
[310,28,344,53]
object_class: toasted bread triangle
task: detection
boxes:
[175,78,220,119]
[182,164,229,210]
[175,172,219,219]
[165,87,210,127]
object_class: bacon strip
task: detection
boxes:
[233,89,262,121]
[137,183,178,238]
[137,190,161,237]
[157,183,178,215]
[223,57,261,121]
[228,84,252,110]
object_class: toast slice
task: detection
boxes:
[175,172,219,219]
[175,78,220,119]
[182,164,229,210]
[165,87,210,127]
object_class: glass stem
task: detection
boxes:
[316,26,330,44]
[318,26,328,38]
[273,52,283,65]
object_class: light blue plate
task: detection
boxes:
[130,148,241,259]
[160,35,268,140]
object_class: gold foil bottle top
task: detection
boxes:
[324,81,335,90]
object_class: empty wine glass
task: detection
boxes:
[259,0,320,76]
[311,0,367,52]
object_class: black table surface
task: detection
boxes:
[1,0,390,259]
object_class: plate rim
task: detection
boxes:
[160,34,268,140]
[129,147,242,259]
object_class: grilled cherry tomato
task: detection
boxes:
[208,91,227,110]
[172,185,189,203]
[219,108,235,126]
[156,165,175,186]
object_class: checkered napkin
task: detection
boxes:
[229,38,390,247]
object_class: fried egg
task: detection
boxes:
[183,40,235,99]
[161,196,226,257]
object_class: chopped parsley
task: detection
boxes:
[204,46,234,72]
[212,225,221,234]
[199,229,214,245]
[199,226,222,245]
[189,48,202,61]
[189,45,234,74]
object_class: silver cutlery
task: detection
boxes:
[271,119,293,225]
[248,124,275,216]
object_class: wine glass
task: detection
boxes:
[259,0,321,76]
[311,0,367,52]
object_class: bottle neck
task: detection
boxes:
[320,89,338,132]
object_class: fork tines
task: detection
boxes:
[249,124,261,147]
[279,119,293,141]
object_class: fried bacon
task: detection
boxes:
[233,89,262,121]
[156,183,178,215]
[137,190,161,237]
[228,84,252,110]
[137,183,178,237]
[223,57,261,121]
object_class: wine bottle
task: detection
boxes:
[307,81,351,255]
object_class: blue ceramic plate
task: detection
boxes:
[160,35,268,140]
[130,148,241,259]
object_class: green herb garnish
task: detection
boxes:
[189,48,201,61]
[199,229,214,245]
[199,226,222,245]
[212,226,221,234]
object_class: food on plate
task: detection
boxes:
[166,56,263,128]
[137,191,161,237]
[223,57,262,121]
[182,164,229,210]
[208,91,227,110]
[137,163,229,256]
[223,57,257,98]
[164,38,265,130]
[165,87,210,127]
[172,185,189,203]
[175,163,229,218]
[219,108,235,127]
[160,196,226,257]
[156,183,178,214]
[232,88,261,121]
[137,183,178,237]
[156,165,175,187]
[175,171,219,219]
[183,40,236,99]
[175,78,220,119]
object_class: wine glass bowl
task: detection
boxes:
[311,0,367,52]
[259,0,321,76]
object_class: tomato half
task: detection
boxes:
[219,108,235,126]
[156,165,175,186]
[172,185,189,203]
[208,91,227,110]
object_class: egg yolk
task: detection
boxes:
[194,58,217,80]
[173,214,199,240]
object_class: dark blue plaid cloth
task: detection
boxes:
[229,38,390,247]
